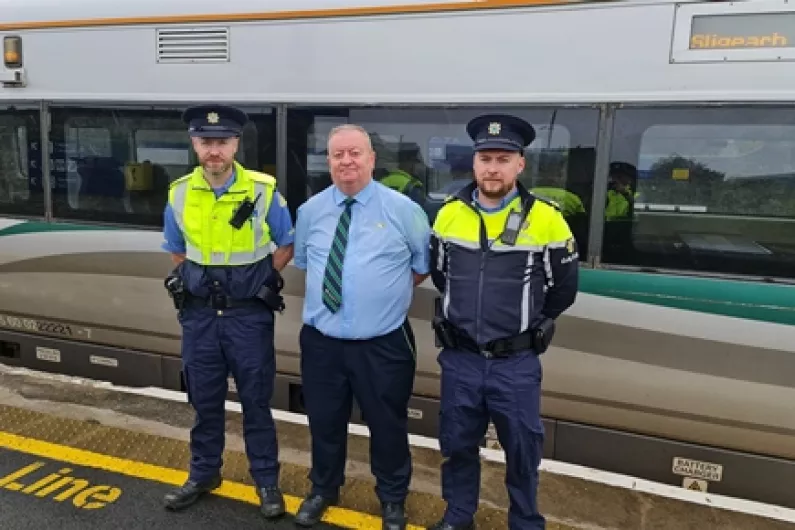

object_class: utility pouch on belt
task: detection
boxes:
[532,317,556,354]
[164,269,185,310]
[255,270,286,313]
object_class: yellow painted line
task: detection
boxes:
[0,431,424,530]
[0,0,586,31]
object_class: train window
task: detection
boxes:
[0,106,44,217]
[604,106,795,280]
[286,106,599,255]
[49,106,277,227]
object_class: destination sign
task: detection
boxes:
[690,12,795,50]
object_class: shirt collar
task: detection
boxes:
[212,167,237,193]
[472,187,518,213]
[332,178,375,206]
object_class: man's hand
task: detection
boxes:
[413,272,429,287]
[273,244,294,272]
[170,253,186,266]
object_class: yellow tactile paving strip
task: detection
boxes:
[0,404,550,529]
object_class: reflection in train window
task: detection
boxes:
[605,107,795,280]
[0,107,44,217]
[49,107,277,227]
[285,107,599,255]
[134,129,193,184]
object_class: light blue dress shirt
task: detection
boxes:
[294,180,431,340]
[161,168,295,253]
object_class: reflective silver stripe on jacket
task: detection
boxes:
[184,243,276,265]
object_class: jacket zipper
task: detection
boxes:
[476,251,486,344]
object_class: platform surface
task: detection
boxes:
[1,365,794,530]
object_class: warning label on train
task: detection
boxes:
[672,457,723,482]
[683,477,709,492]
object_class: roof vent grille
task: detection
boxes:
[156,27,230,63]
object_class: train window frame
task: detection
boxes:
[47,105,278,229]
[602,104,795,282]
[284,105,600,256]
[0,104,44,219]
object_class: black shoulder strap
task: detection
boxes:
[494,188,535,247]
[473,186,536,251]
[516,185,537,220]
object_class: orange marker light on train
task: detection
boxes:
[3,36,22,68]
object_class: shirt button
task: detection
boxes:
[217,310,223,316]
[214,281,219,286]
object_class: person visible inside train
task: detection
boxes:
[373,138,428,208]
[606,161,637,220]
[160,104,295,520]
[292,123,431,530]
[428,114,579,530]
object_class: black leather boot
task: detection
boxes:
[163,476,222,511]
[257,486,285,519]
[294,493,337,527]
[382,502,407,530]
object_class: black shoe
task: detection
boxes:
[258,486,286,519]
[427,520,475,530]
[382,502,407,530]
[294,494,337,527]
[163,476,222,511]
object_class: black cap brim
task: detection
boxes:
[473,139,523,152]
[189,130,239,139]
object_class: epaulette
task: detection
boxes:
[247,171,277,186]
[169,174,191,189]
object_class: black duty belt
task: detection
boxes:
[442,324,534,358]
[184,292,264,310]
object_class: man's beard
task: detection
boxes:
[478,180,513,199]
[203,161,232,179]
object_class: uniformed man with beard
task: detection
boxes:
[161,104,295,520]
[427,114,579,530]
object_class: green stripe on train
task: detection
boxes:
[0,221,116,237]
[581,269,795,326]
[1,220,793,326]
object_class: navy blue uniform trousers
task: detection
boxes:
[438,348,545,530]
[299,321,416,504]
[180,306,280,489]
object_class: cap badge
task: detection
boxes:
[488,122,501,136]
[207,112,220,124]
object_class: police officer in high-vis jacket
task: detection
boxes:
[161,104,295,519]
[428,114,579,530]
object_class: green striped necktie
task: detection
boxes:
[322,197,355,313]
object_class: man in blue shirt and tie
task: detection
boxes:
[292,124,431,530]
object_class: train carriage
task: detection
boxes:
[1,0,794,509]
